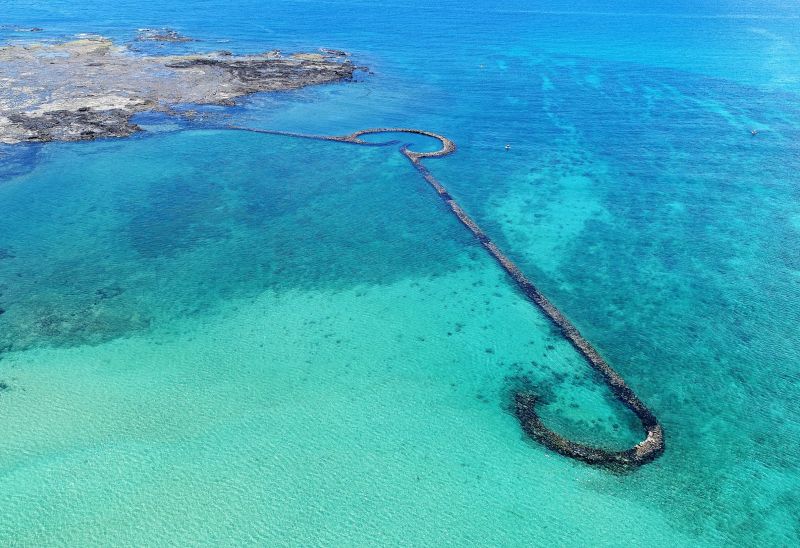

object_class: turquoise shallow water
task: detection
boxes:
[2,1,800,545]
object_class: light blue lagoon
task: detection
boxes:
[1,1,799,545]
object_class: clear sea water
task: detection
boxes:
[1,1,799,545]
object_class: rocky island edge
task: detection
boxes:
[0,35,364,144]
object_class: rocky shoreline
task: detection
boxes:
[0,36,363,144]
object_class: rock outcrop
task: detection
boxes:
[0,36,363,143]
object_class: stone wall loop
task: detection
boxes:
[231,125,665,469]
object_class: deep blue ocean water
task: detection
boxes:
[1,1,799,545]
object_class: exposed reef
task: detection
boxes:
[235,125,665,469]
[319,48,350,57]
[0,36,363,144]
[136,28,195,42]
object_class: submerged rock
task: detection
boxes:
[0,25,43,33]
[95,285,125,302]
[0,36,364,144]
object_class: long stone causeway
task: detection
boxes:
[232,126,665,469]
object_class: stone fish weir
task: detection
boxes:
[234,126,665,469]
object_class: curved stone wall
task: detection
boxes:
[233,126,665,469]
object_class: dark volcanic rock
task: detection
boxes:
[8,109,142,142]
[165,56,358,92]
[319,48,350,57]
[136,28,195,42]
